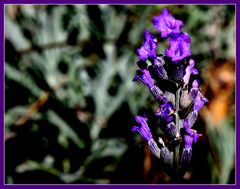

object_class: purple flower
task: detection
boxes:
[156,102,175,123]
[194,92,208,112]
[165,32,191,62]
[184,131,200,149]
[190,80,199,99]
[184,135,194,149]
[183,59,199,85]
[132,115,153,141]
[133,69,154,88]
[183,119,201,149]
[152,8,183,38]
[137,29,158,61]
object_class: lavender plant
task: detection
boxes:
[132,8,208,177]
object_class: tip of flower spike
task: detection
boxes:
[153,8,184,39]
[162,7,169,14]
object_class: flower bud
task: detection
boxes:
[150,85,168,103]
[132,115,153,141]
[153,59,168,80]
[166,122,177,139]
[148,139,160,158]
[180,147,192,170]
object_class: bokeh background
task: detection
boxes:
[4,5,235,184]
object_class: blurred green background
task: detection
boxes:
[4,5,235,184]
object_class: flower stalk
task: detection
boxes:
[131,8,208,179]
[174,87,181,174]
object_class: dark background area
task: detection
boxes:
[5,5,235,184]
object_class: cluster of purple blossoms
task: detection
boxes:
[132,8,208,176]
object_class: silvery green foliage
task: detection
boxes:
[5,5,142,183]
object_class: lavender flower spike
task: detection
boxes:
[137,29,158,61]
[183,59,199,85]
[133,69,154,88]
[152,8,183,38]
[165,32,191,62]
[131,8,208,176]
[132,115,153,141]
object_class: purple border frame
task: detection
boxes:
[1,0,239,4]
[1,0,239,188]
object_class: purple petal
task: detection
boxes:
[184,135,193,149]
[192,68,199,75]
[183,59,198,84]
[137,29,157,61]
[165,32,191,62]
[192,80,199,88]
[132,69,154,88]
[137,47,149,61]
[152,8,183,38]
[190,80,199,99]
[193,133,200,143]
[132,74,140,82]
[132,115,153,141]
[194,92,208,112]
[183,119,189,130]
[159,102,175,122]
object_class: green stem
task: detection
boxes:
[174,87,181,175]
